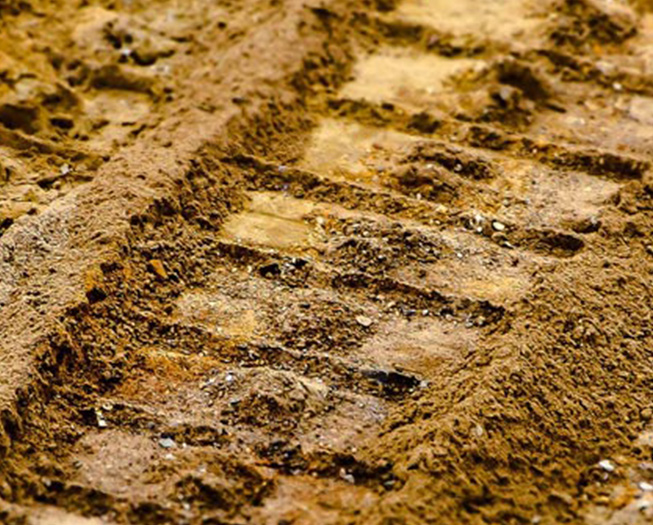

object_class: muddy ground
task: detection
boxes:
[0,0,651,523]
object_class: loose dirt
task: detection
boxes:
[0,0,652,523]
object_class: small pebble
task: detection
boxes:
[159,437,176,449]
[356,315,373,327]
[148,259,168,279]
[492,221,506,232]
[598,459,615,472]
[640,481,653,491]
[339,468,355,484]
[95,409,107,429]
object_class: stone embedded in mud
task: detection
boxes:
[339,468,355,484]
[95,409,107,429]
[159,437,176,449]
[148,259,168,279]
[598,459,615,472]
[356,315,374,327]
[492,221,506,232]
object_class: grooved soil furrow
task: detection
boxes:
[0,0,652,524]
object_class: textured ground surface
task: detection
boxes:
[0,0,652,523]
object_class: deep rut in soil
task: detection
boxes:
[1,0,653,524]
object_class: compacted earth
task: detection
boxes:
[0,0,652,523]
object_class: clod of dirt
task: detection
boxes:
[404,142,496,180]
[386,163,459,202]
[551,0,638,47]
[495,58,553,103]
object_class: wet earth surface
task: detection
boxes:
[0,0,652,523]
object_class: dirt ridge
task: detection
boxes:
[0,0,356,491]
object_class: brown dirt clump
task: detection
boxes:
[0,0,652,524]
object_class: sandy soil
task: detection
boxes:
[0,0,652,523]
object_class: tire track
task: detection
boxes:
[2,0,652,523]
